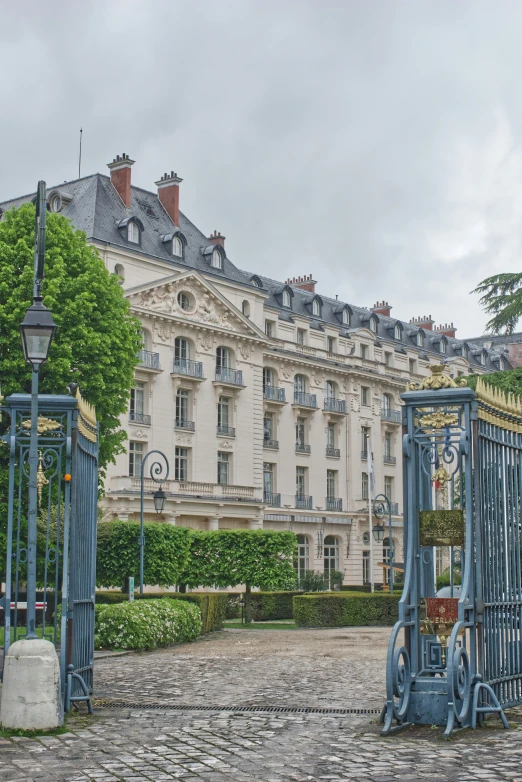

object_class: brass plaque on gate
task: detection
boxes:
[419,510,464,547]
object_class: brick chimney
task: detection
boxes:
[409,315,435,332]
[284,274,316,293]
[107,153,134,208]
[208,230,225,248]
[155,171,183,226]
[371,300,392,317]
[434,322,457,338]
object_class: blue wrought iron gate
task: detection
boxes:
[382,367,518,735]
[0,389,98,711]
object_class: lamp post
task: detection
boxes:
[372,493,393,593]
[19,182,57,639]
[139,450,169,595]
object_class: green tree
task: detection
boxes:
[0,204,141,579]
[465,367,522,398]
[0,203,141,471]
[473,272,522,334]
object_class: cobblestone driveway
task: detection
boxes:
[1,627,522,782]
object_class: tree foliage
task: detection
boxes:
[465,367,522,398]
[0,203,142,471]
[473,272,522,334]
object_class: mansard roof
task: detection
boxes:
[0,173,506,373]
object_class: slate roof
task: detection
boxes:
[0,173,505,373]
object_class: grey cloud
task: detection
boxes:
[2,0,522,334]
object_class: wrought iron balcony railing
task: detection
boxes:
[217,425,236,437]
[381,408,402,423]
[326,446,341,458]
[293,391,317,408]
[173,358,204,378]
[383,454,397,465]
[264,491,281,507]
[138,349,160,370]
[295,443,311,454]
[264,386,286,402]
[129,412,151,425]
[216,367,243,385]
[324,397,346,413]
[174,418,195,431]
[263,438,279,449]
[326,497,343,511]
[295,494,313,509]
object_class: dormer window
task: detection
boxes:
[128,221,140,244]
[481,350,486,366]
[283,290,291,308]
[394,324,402,340]
[312,299,320,316]
[211,248,222,269]
[49,193,62,213]
[417,331,424,347]
[250,275,263,288]
[342,308,350,326]
[370,316,378,333]
[440,338,447,355]
[172,236,183,257]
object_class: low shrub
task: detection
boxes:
[293,592,400,627]
[94,591,227,633]
[251,591,303,621]
[94,598,201,651]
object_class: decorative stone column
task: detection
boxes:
[208,517,220,531]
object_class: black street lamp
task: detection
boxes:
[372,522,385,542]
[20,296,57,370]
[373,493,394,592]
[153,487,167,514]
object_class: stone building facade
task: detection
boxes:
[0,153,502,587]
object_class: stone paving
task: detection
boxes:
[1,627,522,781]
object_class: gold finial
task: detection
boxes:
[36,451,49,504]
[407,364,468,391]
[476,376,522,432]
[76,388,97,442]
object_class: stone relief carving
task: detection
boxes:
[129,428,147,439]
[198,333,214,352]
[135,282,239,333]
[351,395,360,412]
[239,342,251,360]
[280,362,292,379]
[176,434,193,445]
[154,322,172,344]
[218,441,233,450]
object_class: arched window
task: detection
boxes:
[325,380,336,399]
[175,337,191,360]
[114,263,125,283]
[440,339,446,355]
[481,350,486,366]
[216,346,232,369]
[211,248,222,269]
[263,367,275,389]
[342,308,350,326]
[370,316,377,333]
[296,534,310,581]
[312,299,320,316]
[141,329,151,351]
[394,324,401,340]
[172,236,183,257]
[324,536,340,582]
[282,289,291,308]
[417,331,424,347]
[242,300,250,318]
[128,221,140,244]
[49,193,62,213]
[294,374,306,395]
[250,275,262,288]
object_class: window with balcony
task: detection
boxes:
[382,393,391,413]
[384,432,392,458]
[216,346,231,369]
[294,374,306,395]
[360,344,368,359]
[295,416,308,452]
[385,476,393,502]
[217,396,233,435]
[296,535,310,580]
[296,466,307,497]
[263,462,274,497]
[175,389,193,430]
[327,336,336,353]
[325,380,335,399]
[175,446,188,481]
[130,381,147,424]
[175,337,191,360]
[361,426,370,456]
[326,422,338,457]
[297,329,306,345]
[324,536,339,580]
[129,441,143,477]
[265,320,274,338]
[217,452,230,485]
[263,367,274,390]
[264,412,277,447]
[362,472,369,500]
[361,386,370,406]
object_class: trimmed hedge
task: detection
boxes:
[94,598,201,651]
[226,591,304,620]
[94,591,227,633]
[293,592,400,627]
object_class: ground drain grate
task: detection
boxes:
[95,701,382,716]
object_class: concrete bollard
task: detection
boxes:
[0,639,63,730]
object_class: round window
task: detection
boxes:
[50,194,62,213]
[363,532,370,545]
[177,291,192,311]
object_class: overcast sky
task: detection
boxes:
[1,1,521,337]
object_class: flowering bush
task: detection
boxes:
[94,598,201,651]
